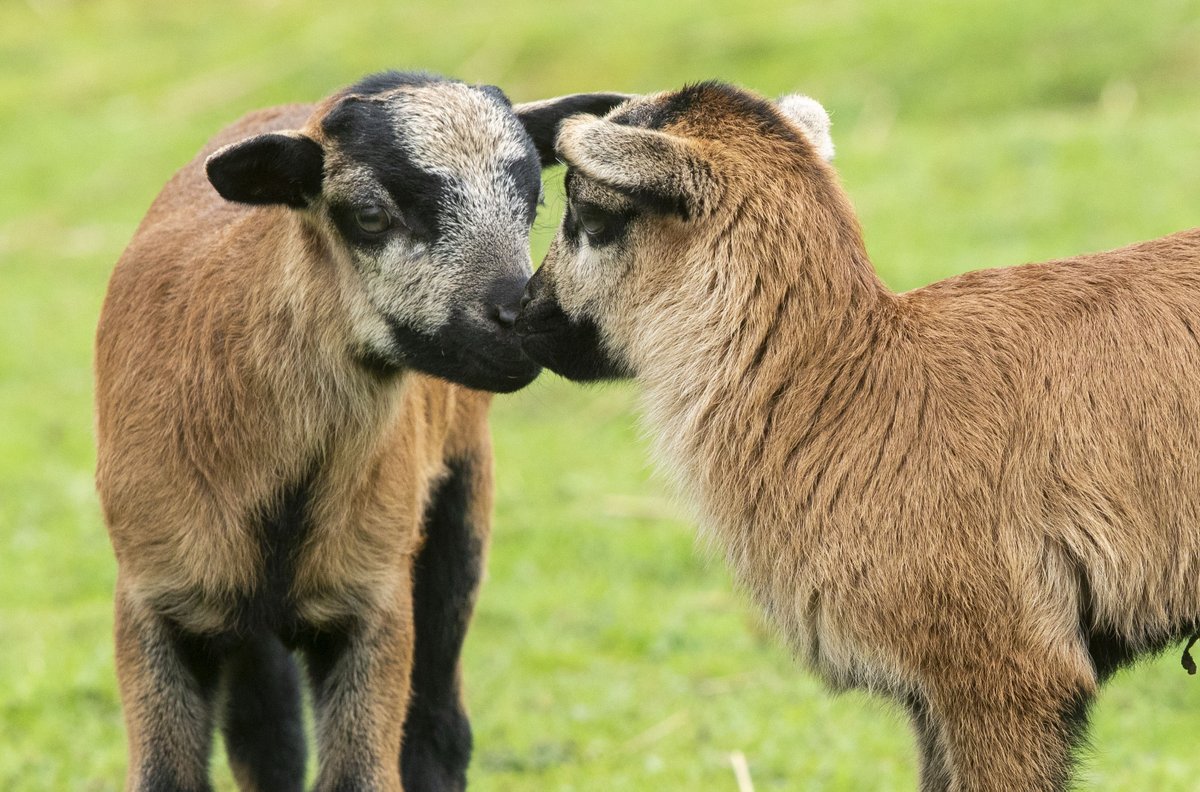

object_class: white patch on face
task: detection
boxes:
[388,81,539,273]
[333,84,536,336]
[391,83,528,176]
[363,235,449,330]
[553,229,622,322]
[319,156,456,336]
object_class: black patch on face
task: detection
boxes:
[515,267,631,381]
[383,308,542,393]
[624,186,693,221]
[506,154,542,225]
[401,457,484,791]
[363,262,543,392]
[321,96,451,243]
[520,310,629,381]
[515,92,632,165]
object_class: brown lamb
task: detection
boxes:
[515,81,1200,790]
[95,71,626,792]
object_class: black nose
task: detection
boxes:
[487,274,529,329]
[520,291,532,311]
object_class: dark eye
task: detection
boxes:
[354,205,391,234]
[574,202,628,246]
[577,204,609,237]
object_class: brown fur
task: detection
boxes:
[519,82,1200,790]
[97,102,495,791]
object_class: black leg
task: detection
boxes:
[219,631,307,791]
[401,458,489,792]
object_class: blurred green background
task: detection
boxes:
[2,0,1199,789]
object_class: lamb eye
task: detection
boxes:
[577,204,612,236]
[354,205,391,234]
[576,203,629,245]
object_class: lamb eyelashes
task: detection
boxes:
[572,200,630,247]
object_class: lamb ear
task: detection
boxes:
[205,132,325,208]
[776,95,834,161]
[556,115,717,220]
[513,92,634,166]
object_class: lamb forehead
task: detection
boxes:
[387,83,530,177]
[603,87,835,162]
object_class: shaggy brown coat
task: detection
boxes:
[516,82,1200,791]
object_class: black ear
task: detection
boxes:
[513,93,633,166]
[205,133,325,208]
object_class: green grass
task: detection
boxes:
[2,0,1200,788]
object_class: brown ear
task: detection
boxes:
[513,92,634,166]
[556,116,718,220]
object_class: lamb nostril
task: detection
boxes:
[520,293,532,311]
[494,304,519,328]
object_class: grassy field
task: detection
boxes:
[2,0,1199,788]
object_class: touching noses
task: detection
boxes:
[494,302,519,328]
